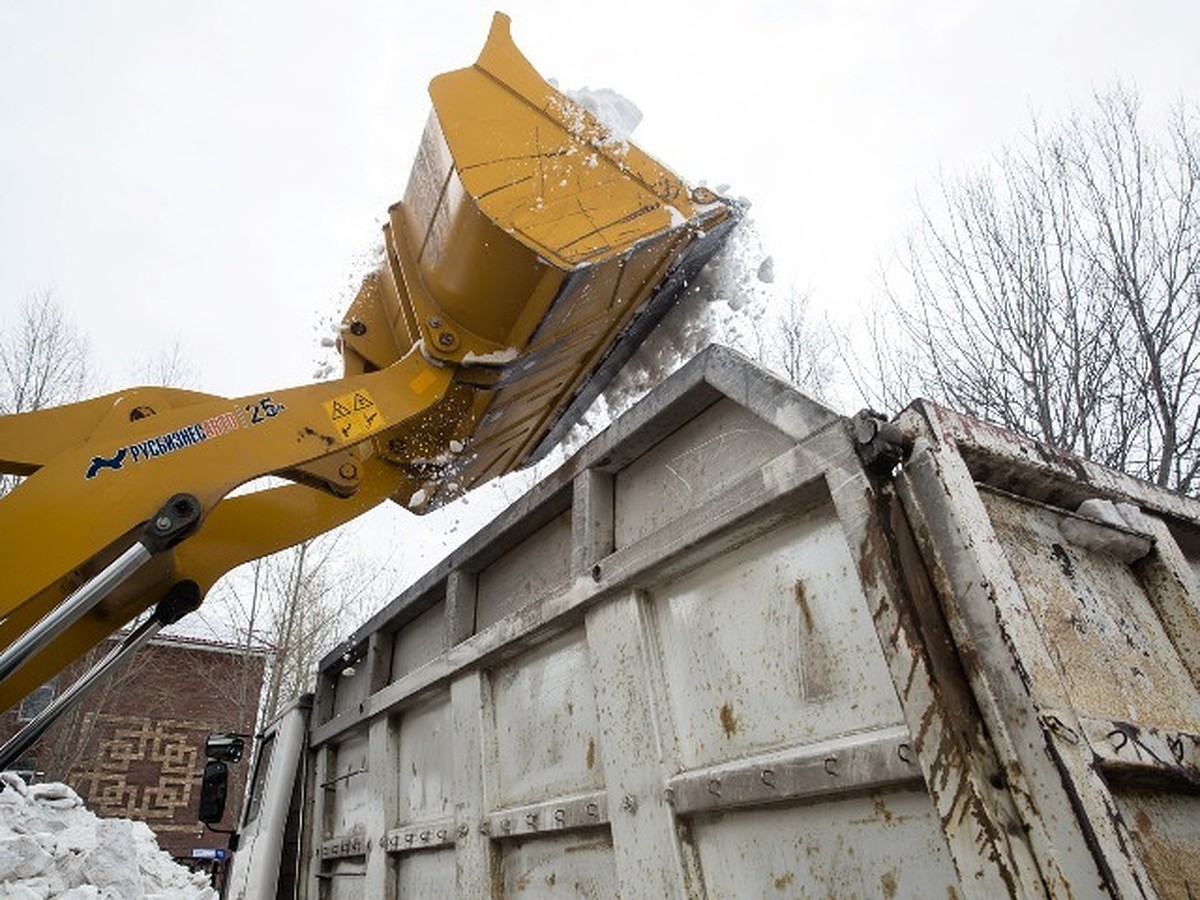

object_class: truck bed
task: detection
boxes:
[239,344,1200,898]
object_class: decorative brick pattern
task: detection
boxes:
[0,636,268,860]
[70,715,206,826]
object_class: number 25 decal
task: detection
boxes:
[245,396,286,425]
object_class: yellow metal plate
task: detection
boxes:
[323,389,387,443]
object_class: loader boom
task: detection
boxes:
[0,13,739,721]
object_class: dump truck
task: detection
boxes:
[210,346,1200,898]
[0,13,738,766]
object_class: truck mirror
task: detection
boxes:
[205,733,245,763]
[198,759,229,823]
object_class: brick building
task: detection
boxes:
[0,633,269,863]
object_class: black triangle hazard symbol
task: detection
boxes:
[352,392,374,412]
[331,400,353,419]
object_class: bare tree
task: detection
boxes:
[760,287,836,400]
[0,291,89,414]
[211,534,373,724]
[129,336,200,388]
[881,87,1199,493]
[0,292,90,496]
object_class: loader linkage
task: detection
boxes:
[0,13,739,743]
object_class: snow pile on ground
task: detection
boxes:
[0,773,216,900]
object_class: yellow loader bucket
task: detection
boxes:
[340,13,739,507]
[0,12,739,717]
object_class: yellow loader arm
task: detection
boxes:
[0,13,739,722]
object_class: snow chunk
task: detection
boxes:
[548,86,641,156]
[462,347,519,365]
[0,774,216,899]
[1059,499,1153,563]
[564,87,642,146]
[556,217,779,459]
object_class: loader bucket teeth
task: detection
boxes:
[341,12,740,508]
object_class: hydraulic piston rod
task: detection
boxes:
[0,494,200,688]
[0,580,202,771]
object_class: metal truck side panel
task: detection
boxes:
[241,346,1200,898]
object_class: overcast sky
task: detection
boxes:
[1,0,1197,618]
[2,0,1197,400]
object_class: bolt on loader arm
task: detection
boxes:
[0,12,740,723]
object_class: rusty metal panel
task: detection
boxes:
[893,398,1200,898]
[690,789,959,899]
[490,629,605,807]
[497,830,617,898]
[325,732,371,837]
[982,489,1200,731]
[397,696,453,823]
[476,510,572,630]
[1113,790,1200,898]
[649,509,903,770]
[614,398,793,548]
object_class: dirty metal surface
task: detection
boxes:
[664,725,921,816]
[330,656,372,719]
[1081,715,1200,786]
[614,397,793,547]
[689,788,960,899]
[897,441,1148,897]
[894,399,1200,898]
[319,858,367,900]
[397,696,454,823]
[648,508,904,771]
[395,847,457,895]
[385,816,456,853]
[1113,790,1200,898]
[491,629,606,807]
[484,790,609,838]
[392,601,446,681]
[319,833,367,861]
[324,731,370,841]
[289,349,1200,898]
[983,488,1200,732]
[497,829,617,898]
[839,460,1046,898]
[476,509,573,630]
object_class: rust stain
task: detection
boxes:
[872,793,895,824]
[880,871,897,898]
[773,872,794,890]
[299,426,336,448]
[719,701,738,737]
[794,579,814,631]
[586,737,595,770]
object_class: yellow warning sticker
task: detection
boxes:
[323,389,386,443]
